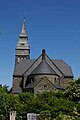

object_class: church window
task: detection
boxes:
[24,57,26,59]
[54,77,57,83]
[21,43,25,45]
[18,57,20,62]
[21,57,23,60]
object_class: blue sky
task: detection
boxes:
[0,0,80,87]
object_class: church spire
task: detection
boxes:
[15,17,30,64]
[20,17,27,37]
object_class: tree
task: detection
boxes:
[65,78,80,102]
[0,81,80,119]
[0,85,8,119]
[39,110,51,120]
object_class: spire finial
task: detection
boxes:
[23,14,26,23]
[42,49,46,60]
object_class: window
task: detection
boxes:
[21,57,23,60]
[20,43,25,45]
[54,77,57,83]
[18,57,20,62]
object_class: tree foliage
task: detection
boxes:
[65,78,80,102]
[0,79,80,119]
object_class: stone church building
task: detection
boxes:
[12,18,73,94]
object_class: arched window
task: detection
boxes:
[18,57,20,62]
[54,77,57,83]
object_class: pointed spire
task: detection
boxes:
[15,17,30,64]
[20,17,27,37]
[16,17,30,49]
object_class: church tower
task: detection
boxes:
[15,17,30,64]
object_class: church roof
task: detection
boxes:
[13,59,73,77]
[25,83,34,89]
[54,84,65,90]
[13,49,73,77]
[13,59,35,76]
[52,59,73,77]
[31,59,57,75]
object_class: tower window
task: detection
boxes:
[24,57,26,59]
[21,57,23,60]
[21,43,25,45]
[18,57,20,62]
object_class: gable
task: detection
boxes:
[30,59,57,75]
[34,76,56,93]
[34,76,64,93]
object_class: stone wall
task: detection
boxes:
[34,75,59,94]
[33,75,72,93]
[60,77,72,88]
[12,75,72,94]
[13,77,22,88]
[12,76,22,93]
[34,74,59,85]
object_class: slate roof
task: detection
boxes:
[13,56,73,77]
[52,60,73,77]
[31,59,57,75]
[54,84,65,90]
[13,59,35,76]
[12,87,22,94]
[25,83,34,89]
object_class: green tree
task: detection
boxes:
[39,110,51,120]
[65,79,80,102]
[0,85,8,119]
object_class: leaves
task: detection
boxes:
[65,79,80,102]
[0,79,80,119]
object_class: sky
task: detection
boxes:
[0,0,80,87]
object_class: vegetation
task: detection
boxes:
[0,79,80,120]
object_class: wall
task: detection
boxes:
[33,75,59,94]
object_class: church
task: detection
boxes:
[12,18,73,94]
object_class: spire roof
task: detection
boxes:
[16,17,30,50]
[20,17,27,37]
